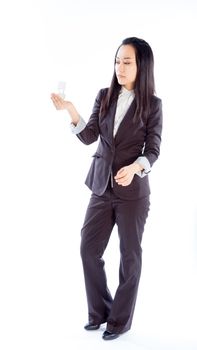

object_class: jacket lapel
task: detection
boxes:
[99,98,118,146]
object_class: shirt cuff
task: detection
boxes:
[134,156,151,178]
[70,116,86,134]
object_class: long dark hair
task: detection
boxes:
[100,37,155,122]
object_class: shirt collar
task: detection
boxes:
[120,86,135,98]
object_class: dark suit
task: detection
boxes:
[77,88,162,199]
[78,88,162,333]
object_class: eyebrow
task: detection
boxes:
[116,56,135,60]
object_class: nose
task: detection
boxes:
[117,62,124,74]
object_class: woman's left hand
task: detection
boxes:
[114,163,143,186]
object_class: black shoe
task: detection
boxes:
[84,323,100,331]
[102,330,119,340]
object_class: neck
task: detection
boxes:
[122,81,134,90]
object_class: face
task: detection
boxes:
[115,44,137,90]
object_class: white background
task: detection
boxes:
[0,0,197,349]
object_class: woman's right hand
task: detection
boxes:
[51,93,73,111]
[51,93,80,125]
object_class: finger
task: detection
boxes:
[53,94,62,103]
[115,172,129,182]
[115,174,131,185]
[118,180,130,186]
[118,167,126,175]
[115,175,126,182]
[51,94,64,109]
[116,178,127,185]
[114,168,127,179]
[51,93,59,101]
[51,93,63,103]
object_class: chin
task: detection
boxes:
[118,79,126,85]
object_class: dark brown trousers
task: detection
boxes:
[80,185,150,334]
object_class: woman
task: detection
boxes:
[51,37,163,341]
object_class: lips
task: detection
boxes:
[117,75,125,79]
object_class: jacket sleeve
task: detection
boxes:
[143,98,163,166]
[76,89,104,145]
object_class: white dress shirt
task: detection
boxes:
[113,87,135,136]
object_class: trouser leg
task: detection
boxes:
[106,195,150,334]
[80,191,115,324]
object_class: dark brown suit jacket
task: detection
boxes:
[77,88,163,200]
